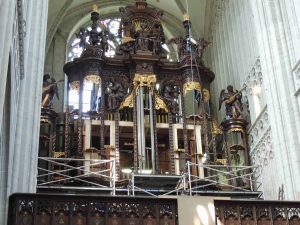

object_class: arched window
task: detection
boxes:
[67,18,122,111]
[67,18,122,62]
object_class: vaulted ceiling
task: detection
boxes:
[46,0,213,53]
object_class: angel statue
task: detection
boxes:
[219,85,246,119]
[41,74,63,108]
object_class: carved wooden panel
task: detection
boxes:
[257,216,271,225]
[37,212,51,225]
[215,200,300,225]
[225,215,239,225]
[8,193,178,225]
[241,216,255,225]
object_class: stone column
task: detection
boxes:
[0,2,19,223]
[7,0,49,195]
[0,1,14,126]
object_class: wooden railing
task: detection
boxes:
[214,199,300,224]
[7,193,178,225]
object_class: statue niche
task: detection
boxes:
[105,81,127,111]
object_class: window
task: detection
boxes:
[67,18,122,62]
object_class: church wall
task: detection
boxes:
[208,0,300,200]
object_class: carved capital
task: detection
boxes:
[133,74,156,95]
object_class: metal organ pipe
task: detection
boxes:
[149,89,155,174]
[139,87,146,170]
[137,88,142,169]
[178,94,183,124]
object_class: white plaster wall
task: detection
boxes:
[208,0,300,200]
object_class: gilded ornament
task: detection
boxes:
[70,81,80,91]
[92,4,98,12]
[155,94,168,112]
[216,159,227,165]
[183,13,190,21]
[174,148,185,153]
[84,75,101,84]
[183,81,201,96]
[122,35,135,44]
[212,119,222,135]
[133,74,156,95]
[54,152,65,158]
[120,92,134,109]
[40,118,51,124]
[104,145,115,150]
[228,128,244,133]
[203,88,210,102]
[133,19,150,31]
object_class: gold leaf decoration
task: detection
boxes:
[183,81,201,96]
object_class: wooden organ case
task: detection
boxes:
[39,0,251,192]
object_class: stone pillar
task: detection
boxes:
[7,0,49,195]
[0,1,14,126]
[0,2,19,223]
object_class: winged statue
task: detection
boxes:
[219,85,246,119]
[42,74,63,108]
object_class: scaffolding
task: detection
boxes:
[37,157,116,195]
[37,158,263,198]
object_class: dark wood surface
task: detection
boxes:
[8,193,178,225]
